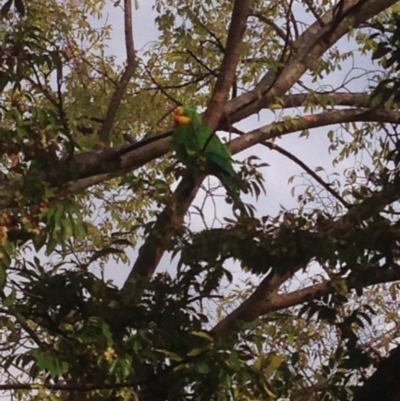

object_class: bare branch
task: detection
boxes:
[97,0,137,145]
[271,265,400,314]
[212,263,400,338]
[229,108,400,155]
[124,174,203,282]
[123,0,135,65]
[210,270,290,336]
[224,0,398,124]
[281,92,370,109]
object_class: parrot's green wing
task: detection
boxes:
[196,124,235,175]
[172,107,249,215]
[172,123,201,166]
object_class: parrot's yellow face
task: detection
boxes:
[174,107,191,127]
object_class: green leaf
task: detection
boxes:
[119,357,132,378]
[190,330,214,342]
[265,355,284,377]
[3,288,16,307]
[32,350,69,378]
[108,358,119,374]
[187,345,211,357]
[155,349,183,361]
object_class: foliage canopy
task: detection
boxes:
[1,0,400,400]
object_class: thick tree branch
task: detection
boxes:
[0,0,395,210]
[202,0,251,129]
[281,92,370,109]
[123,174,203,284]
[97,0,137,144]
[1,108,399,211]
[272,267,400,313]
[122,0,252,287]
[212,264,400,338]
[229,108,400,155]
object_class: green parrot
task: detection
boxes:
[172,106,245,210]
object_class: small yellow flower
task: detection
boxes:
[0,226,8,247]
[104,347,117,362]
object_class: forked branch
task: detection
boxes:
[122,0,252,288]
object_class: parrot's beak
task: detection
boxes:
[173,114,181,127]
[173,107,191,127]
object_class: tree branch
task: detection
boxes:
[202,0,251,129]
[1,107,399,211]
[123,174,203,284]
[249,10,291,44]
[97,0,137,145]
[212,181,400,338]
[229,108,400,155]
[0,381,134,392]
[122,0,252,288]
[212,263,400,338]
[223,0,398,124]
[303,0,325,27]
[281,92,370,109]
[261,141,350,208]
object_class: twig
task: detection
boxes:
[144,64,181,107]
[303,0,325,27]
[187,50,219,77]
[187,11,225,54]
[250,11,291,44]
[261,141,350,208]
